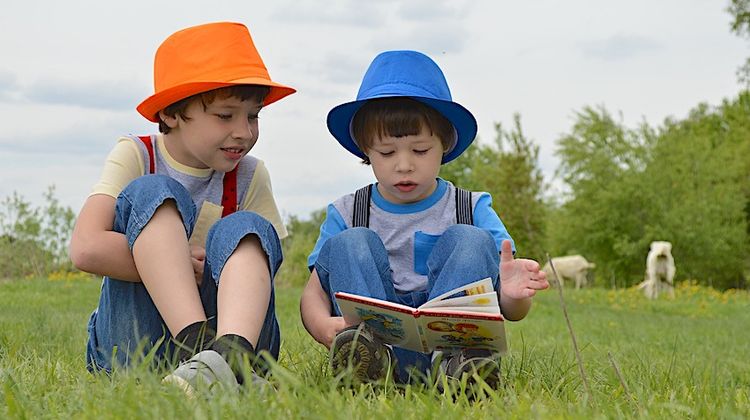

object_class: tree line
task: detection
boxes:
[2,96,747,289]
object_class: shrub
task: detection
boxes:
[0,186,75,279]
[277,209,326,287]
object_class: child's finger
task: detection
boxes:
[190,245,206,260]
[523,259,540,271]
[500,240,514,263]
[191,257,203,274]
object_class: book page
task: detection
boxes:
[420,277,496,309]
[425,305,499,314]
[416,312,507,354]
[335,293,425,352]
[419,291,500,312]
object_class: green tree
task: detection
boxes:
[0,186,75,279]
[729,0,750,86]
[643,96,749,288]
[277,209,326,287]
[552,98,750,289]
[552,106,651,286]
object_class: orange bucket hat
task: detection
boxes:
[137,22,296,122]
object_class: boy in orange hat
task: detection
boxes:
[70,22,295,392]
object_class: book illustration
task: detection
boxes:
[355,307,405,341]
[426,320,495,348]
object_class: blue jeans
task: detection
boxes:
[86,175,283,373]
[314,225,500,383]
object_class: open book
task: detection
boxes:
[335,278,506,354]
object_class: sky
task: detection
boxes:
[0,0,746,221]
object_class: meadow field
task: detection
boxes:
[0,276,748,419]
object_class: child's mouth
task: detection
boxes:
[395,182,417,192]
[221,147,244,160]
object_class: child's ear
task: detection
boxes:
[158,110,179,129]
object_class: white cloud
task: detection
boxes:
[580,34,662,61]
[0,70,20,101]
[23,78,145,111]
[269,0,387,26]
[397,0,471,22]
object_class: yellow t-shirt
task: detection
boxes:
[91,135,288,245]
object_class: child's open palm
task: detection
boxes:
[499,240,549,299]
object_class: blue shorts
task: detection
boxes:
[86,175,282,372]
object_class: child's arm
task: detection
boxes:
[69,194,142,282]
[300,268,347,348]
[498,240,549,321]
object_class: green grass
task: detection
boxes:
[1,278,749,419]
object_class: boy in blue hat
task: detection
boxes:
[300,50,549,387]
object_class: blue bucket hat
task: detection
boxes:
[327,50,477,164]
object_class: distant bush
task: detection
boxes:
[277,209,326,287]
[0,186,75,279]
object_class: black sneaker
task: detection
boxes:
[330,324,396,383]
[436,348,502,394]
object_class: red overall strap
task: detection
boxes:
[221,168,238,217]
[137,135,155,174]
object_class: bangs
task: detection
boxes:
[351,97,455,154]
[361,104,426,141]
[200,85,271,105]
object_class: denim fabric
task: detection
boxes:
[86,175,282,373]
[315,225,499,382]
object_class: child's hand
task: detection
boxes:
[316,316,347,349]
[499,240,549,300]
[190,245,206,286]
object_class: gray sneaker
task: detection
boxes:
[330,324,396,383]
[436,348,502,394]
[162,350,239,396]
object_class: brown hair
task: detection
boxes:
[158,85,271,133]
[351,98,455,164]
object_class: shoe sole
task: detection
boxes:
[452,358,501,390]
[330,329,391,383]
[331,339,377,382]
[162,373,196,397]
[437,353,502,395]
[161,350,238,396]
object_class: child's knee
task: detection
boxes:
[205,211,282,281]
[441,225,495,251]
[115,175,196,247]
[328,227,383,260]
[207,211,277,244]
[122,174,191,203]
[442,224,489,242]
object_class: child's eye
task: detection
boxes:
[216,113,232,120]
[378,151,394,157]
[414,149,430,155]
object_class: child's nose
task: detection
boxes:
[395,154,414,172]
[232,119,257,141]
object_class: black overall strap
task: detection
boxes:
[352,184,473,228]
[455,187,473,225]
[352,184,373,228]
